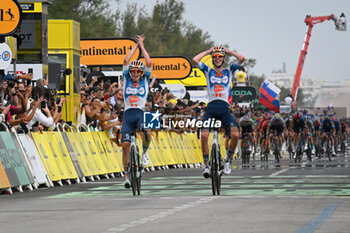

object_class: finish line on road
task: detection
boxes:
[47,175,350,198]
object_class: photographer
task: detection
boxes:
[26,86,55,130]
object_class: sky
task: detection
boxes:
[110,0,350,82]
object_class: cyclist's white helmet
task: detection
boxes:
[129,60,145,71]
[211,46,226,57]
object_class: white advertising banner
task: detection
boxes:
[18,134,51,187]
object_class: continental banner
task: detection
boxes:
[140,56,192,80]
[0,132,32,187]
[80,38,140,66]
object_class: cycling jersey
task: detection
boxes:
[197,62,240,104]
[123,65,151,111]
[291,118,306,133]
[320,119,335,132]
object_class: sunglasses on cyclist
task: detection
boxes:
[130,69,142,74]
[212,53,224,58]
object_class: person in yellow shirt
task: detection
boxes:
[235,66,248,87]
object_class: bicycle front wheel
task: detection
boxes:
[129,144,137,196]
[136,148,141,195]
[210,143,218,196]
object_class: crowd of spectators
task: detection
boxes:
[0,73,65,133]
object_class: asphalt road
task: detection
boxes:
[1,151,350,233]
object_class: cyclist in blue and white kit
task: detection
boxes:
[121,35,152,188]
[192,46,245,178]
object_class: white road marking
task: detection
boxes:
[269,168,289,177]
[102,197,215,233]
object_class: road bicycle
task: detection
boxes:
[295,132,304,163]
[241,132,251,165]
[198,128,222,195]
[270,132,281,163]
[323,132,332,162]
[117,130,148,196]
[210,129,222,195]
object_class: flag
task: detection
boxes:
[259,80,280,112]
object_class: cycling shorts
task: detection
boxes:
[270,125,284,135]
[121,108,144,142]
[202,100,238,129]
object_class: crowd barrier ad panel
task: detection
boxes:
[74,132,100,175]
[10,132,36,184]
[0,160,11,189]
[157,132,176,165]
[17,134,49,185]
[153,132,168,165]
[79,132,108,175]
[172,133,187,164]
[111,142,124,172]
[65,132,94,176]
[90,131,116,173]
[97,132,122,173]
[61,132,85,179]
[0,132,32,187]
[165,132,181,164]
[44,132,75,180]
[51,132,79,179]
[31,132,62,181]
[146,134,162,167]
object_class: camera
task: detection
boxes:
[56,98,61,105]
[41,101,47,109]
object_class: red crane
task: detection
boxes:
[290,13,346,107]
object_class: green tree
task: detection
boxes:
[48,0,118,38]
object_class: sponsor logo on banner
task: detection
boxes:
[0,0,22,36]
[80,38,140,66]
[0,43,12,69]
[140,56,192,80]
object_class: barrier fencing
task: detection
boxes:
[0,124,228,195]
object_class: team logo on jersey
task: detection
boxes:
[210,76,228,84]
[126,87,145,95]
[129,95,141,103]
[214,84,224,93]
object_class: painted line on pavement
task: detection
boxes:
[102,197,215,232]
[295,202,339,233]
[269,168,290,177]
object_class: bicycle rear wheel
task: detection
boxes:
[130,144,137,196]
[210,143,218,196]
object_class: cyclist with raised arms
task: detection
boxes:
[121,35,152,188]
[192,46,245,177]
